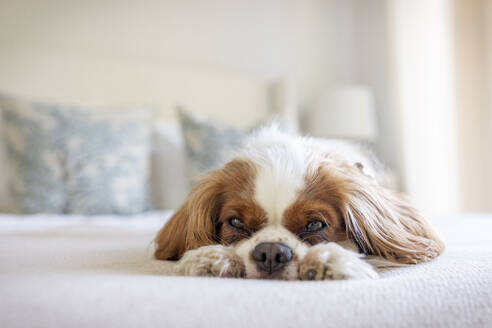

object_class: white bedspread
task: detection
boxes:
[0,212,491,328]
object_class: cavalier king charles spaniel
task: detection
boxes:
[154,128,444,280]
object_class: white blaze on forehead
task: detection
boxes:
[229,125,339,225]
[254,160,305,225]
[250,138,313,225]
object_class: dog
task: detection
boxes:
[154,128,444,280]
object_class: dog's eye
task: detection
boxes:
[228,217,246,230]
[304,220,326,233]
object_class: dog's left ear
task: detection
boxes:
[154,159,256,261]
[340,173,445,264]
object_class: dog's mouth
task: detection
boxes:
[255,270,289,280]
[244,260,300,280]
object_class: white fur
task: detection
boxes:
[299,243,378,280]
[174,245,242,277]
[253,157,305,226]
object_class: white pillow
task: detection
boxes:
[0,112,8,211]
[150,122,188,209]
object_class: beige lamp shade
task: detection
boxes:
[307,86,378,141]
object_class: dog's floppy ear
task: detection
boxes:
[340,172,444,264]
[154,159,256,260]
[154,172,224,261]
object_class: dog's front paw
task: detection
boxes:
[174,245,245,278]
[299,243,378,280]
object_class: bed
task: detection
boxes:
[0,212,491,328]
[0,44,491,328]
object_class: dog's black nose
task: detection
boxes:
[252,242,293,274]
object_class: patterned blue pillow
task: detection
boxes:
[0,95,153,215]
[177,108,293,185]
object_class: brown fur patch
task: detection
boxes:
[217,199,267,245]
[283,165,348,245]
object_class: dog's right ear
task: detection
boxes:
[154,159,257,260]
[154,172,224,261]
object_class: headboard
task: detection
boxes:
[0,48,273,127]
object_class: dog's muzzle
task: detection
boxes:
[252,242,293,275]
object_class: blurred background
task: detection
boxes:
[0,0,491,216]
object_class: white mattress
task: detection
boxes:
[0,212,491,328]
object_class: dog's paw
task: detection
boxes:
[299,243,378,280]
[174,245,245,278]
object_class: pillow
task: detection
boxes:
[177,108,295,185]
[0,112,7,211]
[0,95,153,215]
[150,122,188,209]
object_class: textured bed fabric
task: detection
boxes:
[0,212,491,328]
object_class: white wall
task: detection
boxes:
[486,0,492,211]
[0,0,413,197]
[352,0,401,176]
[454,0,490,211]
[0,0,357,105]
[450,0,492,212]
[351,0,492,214]
[385,0,460,214]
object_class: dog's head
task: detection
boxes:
[154,130,444,279]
